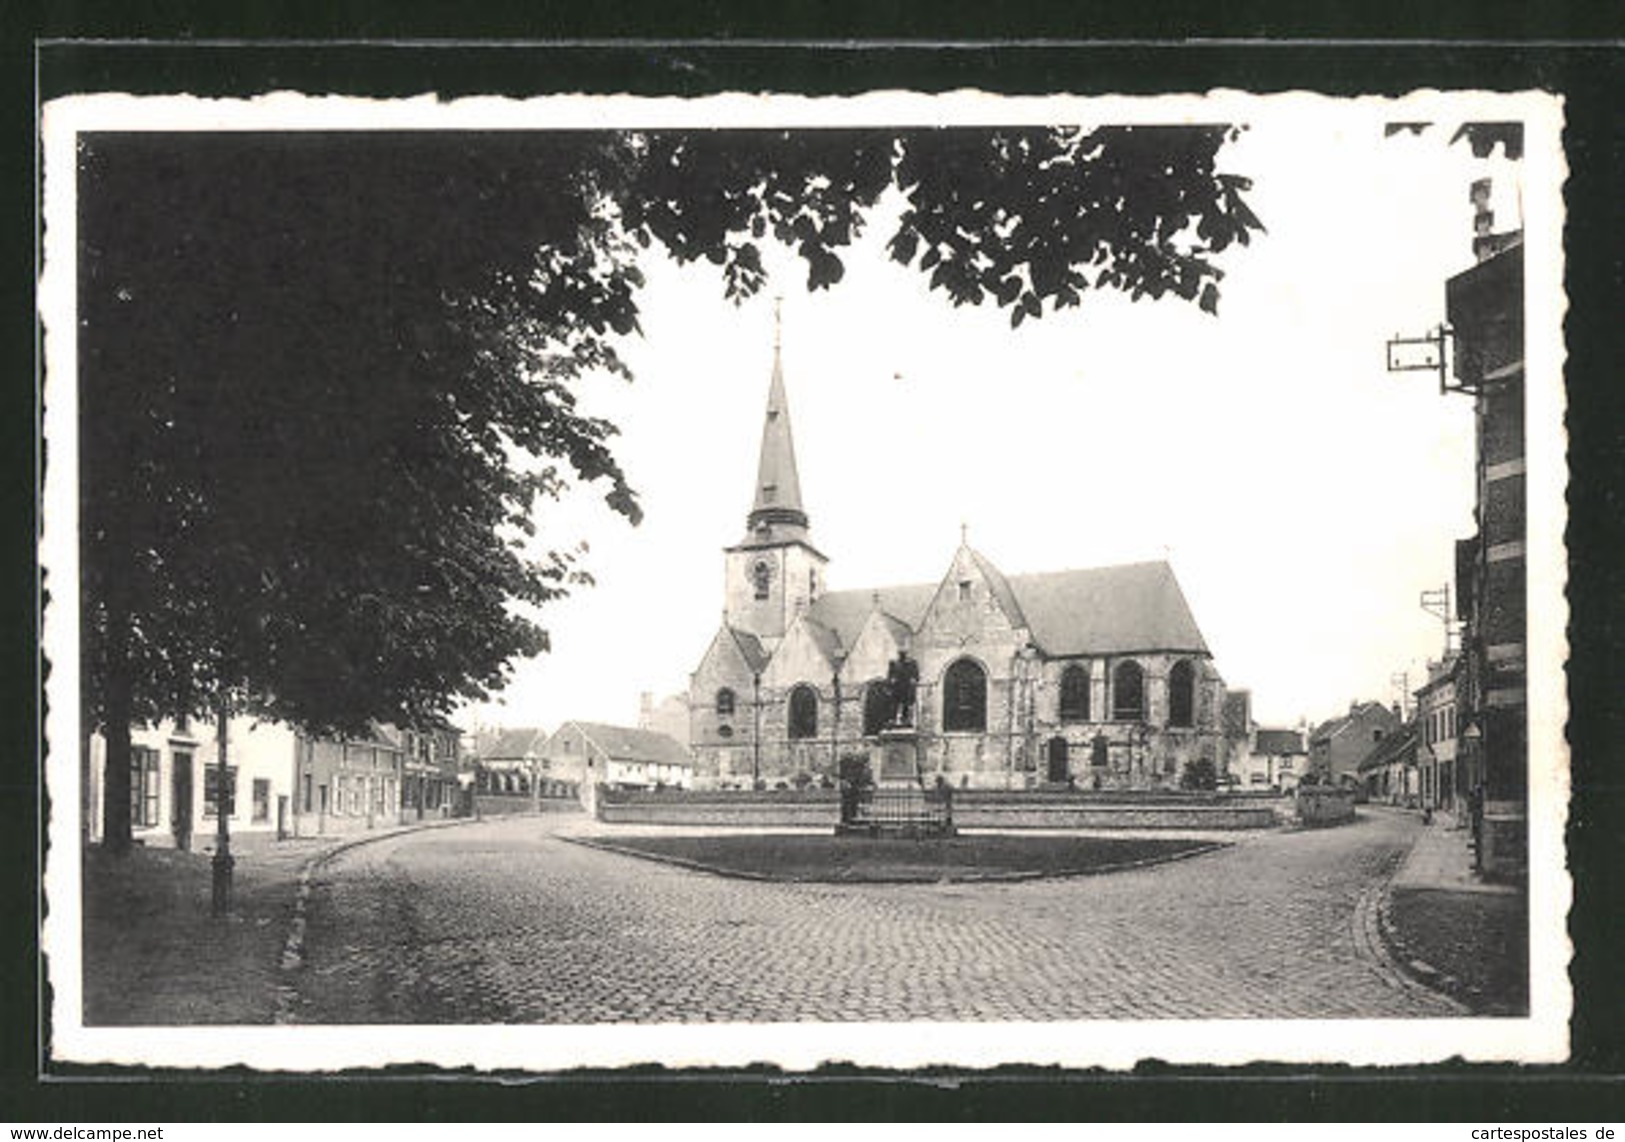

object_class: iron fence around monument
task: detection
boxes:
[857,783,954,835]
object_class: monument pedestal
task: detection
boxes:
[834,726,954,838]
[874,726,923,786]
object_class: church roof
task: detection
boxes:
[968,546,1028,629]
[742,335,811,545]
[806,583,938,651]
[565,722,693,767]
[805,559,1208,659]
[727,627,772,674]
[1010,561,1208,656]
[801,614,846,662]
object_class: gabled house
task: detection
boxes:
[541,722,693,792]
[1308,701,1401,787]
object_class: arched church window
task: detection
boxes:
[1112,660,1145,722]
[862,681,891,737]
[1169,660,1195,727]
[1059,663,1090,722]
[715,688,736,717]
[788,684,819,739]
[752,559,772,600]
[942,658,988,733]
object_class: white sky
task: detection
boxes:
[465,105,1525,733]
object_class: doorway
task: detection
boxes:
[1046,737,1069,784]
[171,750,193,850]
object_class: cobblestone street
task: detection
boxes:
[290,812,1462,1023]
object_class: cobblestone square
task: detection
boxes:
[290,811,1466,1024]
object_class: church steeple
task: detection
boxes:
[743,300,810,545]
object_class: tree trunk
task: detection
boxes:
[99,624,134,853]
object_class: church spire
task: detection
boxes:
[744,300,810,544]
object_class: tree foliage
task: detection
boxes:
[77,125,1262,848]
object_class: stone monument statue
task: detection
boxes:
[886,649,920,728]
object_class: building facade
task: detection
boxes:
[1415,657,1464,816]
[1447,176,1527,880]
[86,716,298,849]
[687,335,1229,791]
[540,722,694,794]
[88,716,462,847]
[1235,727,1308,792]
[1308,701,1401,788]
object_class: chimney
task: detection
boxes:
[638,691,653,729]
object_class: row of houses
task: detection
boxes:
[1353,656,1471,820]
[84,703,698,850]
[84,717,463,849]
[467,718,695,802]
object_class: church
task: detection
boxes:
[687,330,1231,791]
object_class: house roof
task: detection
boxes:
[1310,701,1391,746]
[1358,723,1419,772]
[567,722,693,767]
[476,727,547,762]
[1255,728,1306,756]
[804,559,1207,659]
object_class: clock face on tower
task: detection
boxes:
[752,558,774,600]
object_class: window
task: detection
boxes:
[130,747,160,828]
[1091,734,1110,767]
[252,778,271,823]
[203,764,238,819]
[302,773,313,813]
[957,580,972,601]
[1168,660,1195,727]
[862,681,891,736]
[1059,664,1090,722]
[1112,660,1145,721]
[788,684,819,739]
[752,559,772,600]
[942,658,988,733]
[715,688,736,717]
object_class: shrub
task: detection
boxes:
[1180,758,1218,791]
[791,771,813,790]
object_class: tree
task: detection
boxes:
[78,126,1262,850]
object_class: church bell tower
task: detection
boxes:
[722,303,828,648]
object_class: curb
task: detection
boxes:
[271,815,480,1024]
[1349,834,1472,1017]
[560,835,1230,886]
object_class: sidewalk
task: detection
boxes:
[79,818,466,1025]
[1377,808,1529,1015]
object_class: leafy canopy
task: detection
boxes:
[78,125,1262,745]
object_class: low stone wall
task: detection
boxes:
[597,795,838,828]
[595,789,1280,830]
[954,801,1278,830]
[474,793,583,817]
[1295,786,1357,826]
